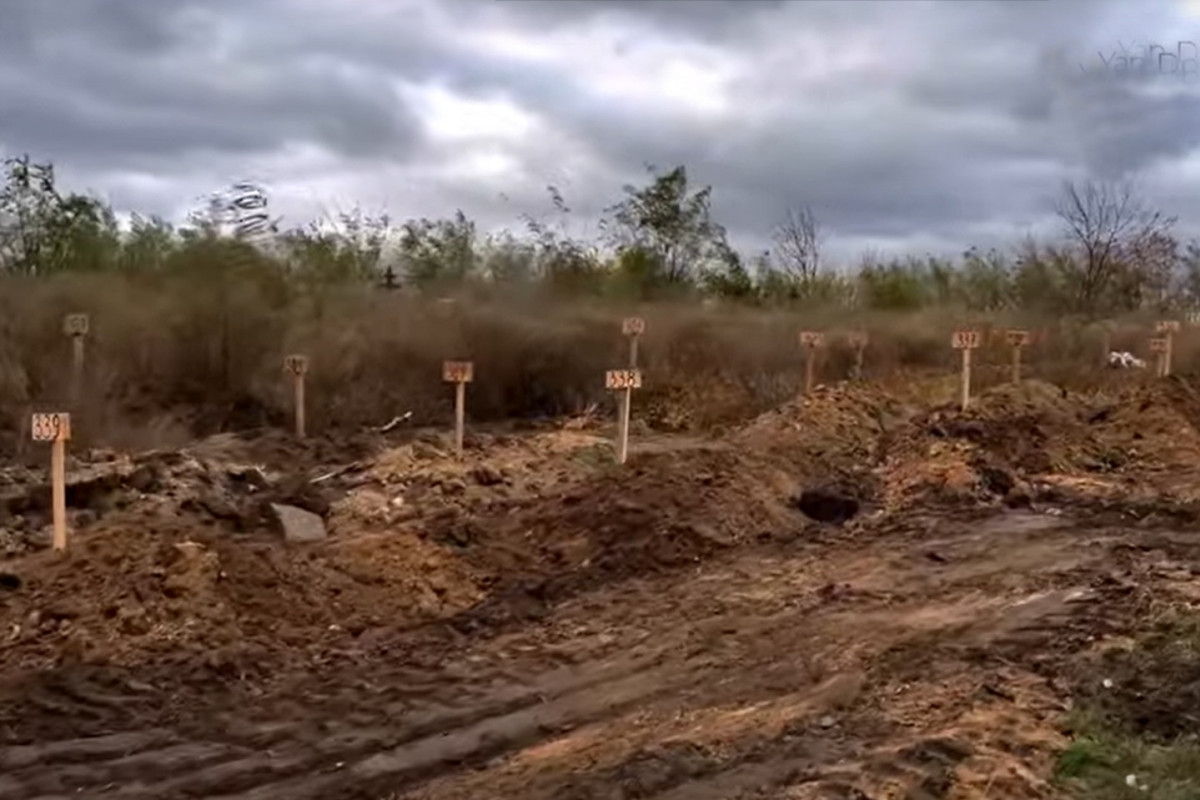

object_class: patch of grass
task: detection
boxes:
[1056,622,1200,800]
[1054,721,1200,798]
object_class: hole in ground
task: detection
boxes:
[794,489,860,525]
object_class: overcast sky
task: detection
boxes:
[4,0,1200,264]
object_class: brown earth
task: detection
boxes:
[1,374,1200,798]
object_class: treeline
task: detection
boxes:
[3,154,1199,316]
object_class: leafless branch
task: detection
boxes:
[772,206,823,283]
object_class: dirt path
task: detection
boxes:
[1,503,1187,800]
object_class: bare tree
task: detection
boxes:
[771,206,823,283]
[1053,179,1177,314]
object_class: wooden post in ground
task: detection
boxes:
[284,355,309,438]
[63,314,89,407]
[617,317,645,458]
[1150,336,1168,377]
[1156,320,1181,376]
[622,316,645,368]
[847,331,868,380]
[606,368,642,464]
[32,412,71,552]
[1006,329,1030,384]
[442,361,474,458]
[799,331,824,396]
[952,330,981,411]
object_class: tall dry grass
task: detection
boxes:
[0,272,1188,459]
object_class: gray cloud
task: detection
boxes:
[2,0,1200,260]
[0,0,422,170]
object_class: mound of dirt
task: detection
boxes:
[0,427,659,682]
[0,515,483,680]
[424,446,804,611]
[424,387,910,616]
[878,380,1116,508]
[735,382,912,464]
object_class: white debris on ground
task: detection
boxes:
[1108,351,1147,369]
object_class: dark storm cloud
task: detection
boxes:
[3,0,1200,256]
[0,0,422,169]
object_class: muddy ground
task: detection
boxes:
[2,372,1200,798]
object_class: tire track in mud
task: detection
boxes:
[0,512,1163,800]
[0,649,731,799]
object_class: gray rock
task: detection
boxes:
[270,503,327,543]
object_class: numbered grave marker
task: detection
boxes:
[1150,337,1169,353]
[31,412,71,552]
[622,317,645,367]
[952,330,981,350]
[1006,330,1031,347]
[63,313,89,405]
[606,368,643,464]
[31,412,71,443]
[622,317,646,337]
[284,354,308,376]
[63,313,89,337]
[283,355,309,437]
[1156,321,1181,376]
[443,361,474,384]
[799,332,824,395]
[952,330,980,410]
[799,331,825,347]
[605,369,643,390]
[847,331,869,380]
[1007,329,1031,384]
[443,361,474,457]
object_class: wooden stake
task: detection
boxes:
[284,355,309,438]
[443,360,474,459]
[847,331,868,380]
[63,314,89,407]
[798,331,824,396]
[952,330,980,411]
[71,335,85,405]
[31,412,71,553]
[52,436,66,552]
[1156,321,1181,377]
[606,369,642,465]
[622,317,645,368]
[961,348,972,411]
[1151,337,1168,376]
[617,387,632,464]
[294,373,306,438]
[454,381,466,458]
[1006,330,1029,385]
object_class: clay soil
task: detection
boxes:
[2,373,1200,799]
